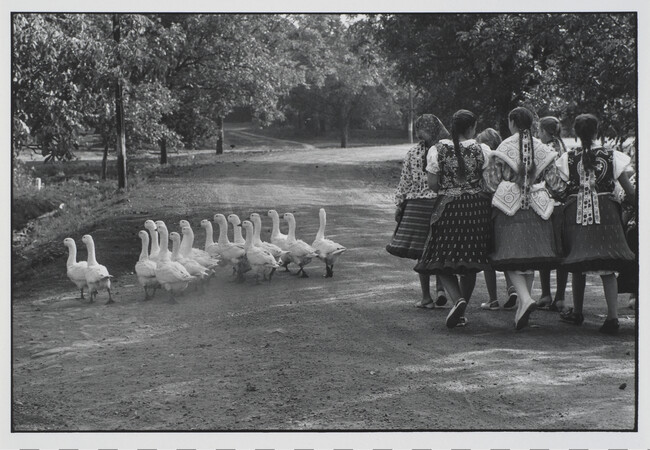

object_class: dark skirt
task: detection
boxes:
[414,193,492,275]
[561,194,635,273]
[386,198,436,260]
[490,208,560,272]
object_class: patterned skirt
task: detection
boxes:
[561,194,635,273]
[386,198,436,260]
[490,208,560,272]
[414,193,492,275]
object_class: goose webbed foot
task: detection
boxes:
[79,288,85,300]
[299,267,309,278]
[323,265,334,278]
[106,290,115,305]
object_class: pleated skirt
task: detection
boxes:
[561,194,635,273]
[490,208,560,272]
[414,193,492,275]
[386,198,436,260]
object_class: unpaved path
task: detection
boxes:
[11,143,637,432]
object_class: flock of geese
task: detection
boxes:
[64,208,347,303]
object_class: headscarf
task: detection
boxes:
[416,114,450,166]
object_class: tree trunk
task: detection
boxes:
[101,138,109,180]
[340,118,349,148]
[113,14,127,190]
[216,116,224,155]
[313,111,321,136]
[160,138,167,165]
[408,85,414,143]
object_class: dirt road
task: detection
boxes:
[11,142,637,432]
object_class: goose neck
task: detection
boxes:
[270,213,280,237]
[253,218,263,245]
[244,226,254,250]
[180,230,194,257]
[217,220,230,244]
[86,240,98,265]
[316,212,326,240]
[287,217,297,241]
[66,243,77,266]
[233,222,244,243]
[138,234,149,261]
[171,237,181,260]
[158,227,170,260]
[204,222,215,248]
[148,229,160,253]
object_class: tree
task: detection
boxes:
[283,14,404,147]
[158,14,303,154]
[375,13,636,141]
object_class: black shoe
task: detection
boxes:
[559,308,584,325]
[599,318,619,335]
[548,298,564,312]
[446,299,467,329]
[503,291,517,310]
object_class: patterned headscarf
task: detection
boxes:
[416,114,450,144]
[416,114,450,167]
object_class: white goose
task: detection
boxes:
[81,234,114,304]
[154,221,195,301]
[179,219,220,269]
[214,214,248,279]
[312,208,347,278]
[283,212,319,278]
[135,230,159,300]
[200,218,222,258]
[227,213,247,245]
[63,237,88,299]
[170,231,211,283]
[249,213,288,261]
[241,220,280,283]
[267,209,292,271]
[144,219,161,263]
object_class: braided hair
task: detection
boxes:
[508,107,536,182]
[450,109,477,181]
[573,114,599,172]
[539,116,567,155]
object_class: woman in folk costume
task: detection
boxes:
[475,128,518,312]
[536,116,570,312]
[414,110,493,328]
[556,114,635,334]
[484,106,566,330]
[387,114,450,308]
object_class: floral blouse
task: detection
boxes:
[426,139,492,196]
[394,141,437,206]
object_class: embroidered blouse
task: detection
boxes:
[426,139,492,197]
[394,141,438,206]
[484,133,564,219]
[556,147,631,226]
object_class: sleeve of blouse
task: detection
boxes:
[613,150,632,179]
[482,154,502,192]
[543,160,567,198]
[555,153,570,182]
[426,145,440,174]
[394,152,413,206]
[480,144,492,169]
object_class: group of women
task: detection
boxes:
[386,106,636,334]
